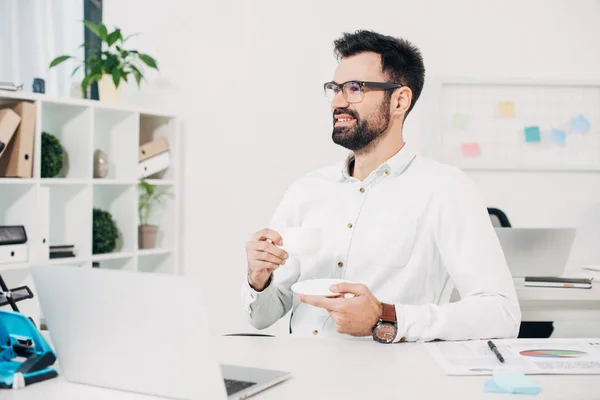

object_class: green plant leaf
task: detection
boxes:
[70,65,82,77]
[123,33,140,43]
[130,65,143,86]
[138,54,158,69]
[107,29,121,47]
[49,55,72,68]
[83,21,104,40]
[112,68,121,87]
[98,23,108,41]
[120,70,129,82]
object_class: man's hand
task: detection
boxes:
[246,228,288,291]
[298,283,383,336]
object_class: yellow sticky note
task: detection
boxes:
[498,101,515,117]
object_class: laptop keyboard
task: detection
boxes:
[224,378,257,395]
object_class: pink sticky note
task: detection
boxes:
[461,143,480,157]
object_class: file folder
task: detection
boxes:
[0,102,36,178]
[139,137,169,162]
[0,108,21,159]
[139,151,170,178]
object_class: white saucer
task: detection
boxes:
[291,278,354,297]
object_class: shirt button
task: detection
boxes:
[359,187,365,193]
[347,223,353,228]
[337,262,344,268]
[385,169,390,175]
[312,330,319,335]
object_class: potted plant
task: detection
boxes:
[93,208,119,254]
[41,132,64,178]
[49,21,159,102]
[138,179,173,249]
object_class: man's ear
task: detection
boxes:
[392,87,412,118]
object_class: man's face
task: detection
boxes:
[330,52,392,153]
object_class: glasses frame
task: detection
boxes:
[323,80,404,103]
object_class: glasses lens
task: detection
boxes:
[343,82,362,103]
[324,82,339,102]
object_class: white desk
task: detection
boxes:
[5,336,598,400]
[516,269,600,322]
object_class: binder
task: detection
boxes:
[139,137,169,162]
[0,102,36,178]
[0,108,21,159]
[0,225,27,246]
[139,151,170,178]
[0,243,28,264]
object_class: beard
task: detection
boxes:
[332,95,391,153]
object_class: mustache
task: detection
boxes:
[333,108,359,119]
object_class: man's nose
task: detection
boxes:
[331,90,349,111]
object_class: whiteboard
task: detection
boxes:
[438,80,600,171]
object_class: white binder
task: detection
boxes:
[139,151,170,178]
[0,243,28,264]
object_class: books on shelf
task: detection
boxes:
[524,276,593,289]
[49,245,77,259]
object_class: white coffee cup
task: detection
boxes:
[279,227,322,257]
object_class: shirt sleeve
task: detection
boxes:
[241,183,303,330]
[393,168,522,342]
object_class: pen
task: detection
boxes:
[487,340,505,363]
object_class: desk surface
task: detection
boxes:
[5,336,598,400]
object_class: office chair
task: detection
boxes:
[487,207,554,339]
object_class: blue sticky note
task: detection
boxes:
[524,126,541,142]
[550,128,566,145]
[491,371,541,395]
[571,114,590,133]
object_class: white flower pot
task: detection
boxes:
[98,74,122,102]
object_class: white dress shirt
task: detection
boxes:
[242,142,521,342]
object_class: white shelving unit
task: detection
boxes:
[0,91,181,325]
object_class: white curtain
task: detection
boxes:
[0,0,84,97]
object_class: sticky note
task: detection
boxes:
[550,128,566,145]
[491,371,541,395]
[524,126,541,142]
[498,101,515,117]
[571,114,590,133]
[461,143,480,157]
[452,113,469,130]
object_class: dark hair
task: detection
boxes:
[333,30,425,119]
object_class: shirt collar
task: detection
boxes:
[339,141,417,181]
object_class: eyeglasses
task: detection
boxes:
[323,80,403,104]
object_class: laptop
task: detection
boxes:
[494,228,577,277]
[30,265,290,399]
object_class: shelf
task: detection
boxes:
[44,257,87,266]
[140,114,178,180]
[40,178,88,185]
[93,108,139,180]
[137,248,175,257]
[93,184,136,254]
[93,179,135,185]
[0,263,29,272]
[40,102,93,179]
[91,251,135,262]
[0,178,35,184]
[138,251,174,274]
[143,179,175,186]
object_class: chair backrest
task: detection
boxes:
[487,207,512,228]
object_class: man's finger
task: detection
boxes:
[252,228,283,245]
[250,250,286,265]
[298,294,344,312]
[250,260,280,272]
[330,282,369,296]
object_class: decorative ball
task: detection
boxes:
[41,132,64,178]
[93,208,119,254]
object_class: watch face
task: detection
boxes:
[374,322,397,343]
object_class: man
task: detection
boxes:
[242,30,521,343]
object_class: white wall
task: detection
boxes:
[104,0,600,336]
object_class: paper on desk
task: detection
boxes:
[424,339,600,376]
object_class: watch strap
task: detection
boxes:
[381,303,396,323]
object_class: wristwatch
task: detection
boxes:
[372,303,398,344]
